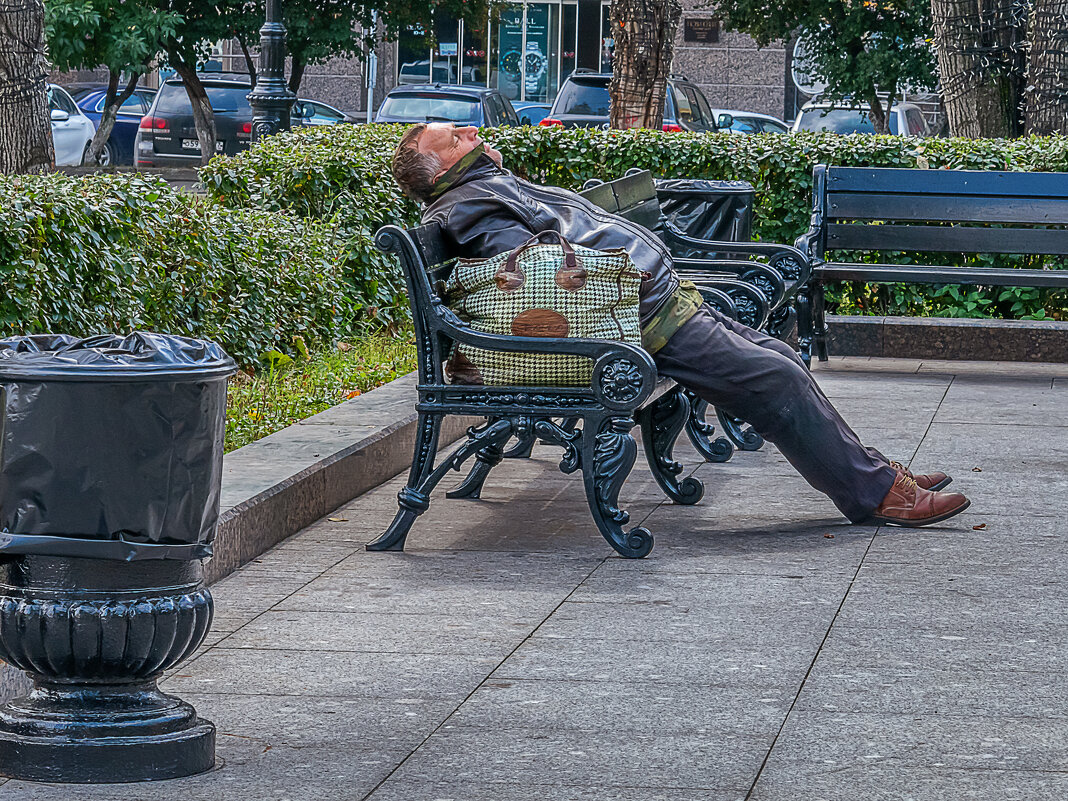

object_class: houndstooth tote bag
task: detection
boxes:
[443,231,642,386]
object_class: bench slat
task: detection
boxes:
[827,193,1068,225]
[580,183,618,214]
[816,262,1068,287]
[827,223,1068,255]
[827,167,1068,199]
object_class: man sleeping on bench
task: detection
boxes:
[390,122,970,528]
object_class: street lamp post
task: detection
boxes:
[247,0,297,142]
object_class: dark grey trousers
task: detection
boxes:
[653,305,897,522]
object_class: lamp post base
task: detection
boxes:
[0,683,215,782]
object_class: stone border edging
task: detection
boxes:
[813,315,1068,363]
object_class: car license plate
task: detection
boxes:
[181,139,225,152]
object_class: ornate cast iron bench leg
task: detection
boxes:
[683,390,734,463]
[636,388,704,505]
[795,288,814,367]
[581,416,653,558]
[448,419,506,499]
[367,416,514,551]
[716,408,765,451]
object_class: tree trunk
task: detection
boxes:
[1025,0,1068,134]
[238,36,258,89]
[609,0,682,130]
[0,0,53,174]
[930,0,1025,138]
[171,60,217,167]
[87,72,140,165]
[867,91,894,135]
[288,56,305,94]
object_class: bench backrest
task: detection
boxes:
[812,165,1068,258]
[579,171,661,230]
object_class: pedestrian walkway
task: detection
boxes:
[5,357,1067,800]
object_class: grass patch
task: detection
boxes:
[225,332,417,453]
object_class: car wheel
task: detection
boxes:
[80,142,92,167]
[96,141,115,167]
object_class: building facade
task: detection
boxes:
[299,1,792,121]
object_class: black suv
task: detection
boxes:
[134,74,351,167]
[541,72,726,132]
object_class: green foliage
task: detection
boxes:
[0,172,350,365]
[200,124,1068,321]
[712,0,936,132]
[225,333,417,452]
[201,125,422,330]
[46,0,180,75]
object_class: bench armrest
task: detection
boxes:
[675,259,787,308]
[432,302,659,410]
[662,221,812,287]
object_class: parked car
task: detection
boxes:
[791,100,932,136]
[293,98,355,126]
[397,60,486,86]
[47,84,96,166]
[135,74,352,168]
[711,108,789,134]
[540,72,724,132]
[67,85,157,165]
[513,101,552,126]
[374,85,520,127]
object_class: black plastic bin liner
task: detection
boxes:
[0,333,236,561]
[654,179,756,257]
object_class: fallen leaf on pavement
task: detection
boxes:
[972,467,983,472]
[328,517,348,522]
[823,533,835,539]
[972,523,987,530]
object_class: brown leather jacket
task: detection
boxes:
[421,154,680,324]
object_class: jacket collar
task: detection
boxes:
[426,149,507,201]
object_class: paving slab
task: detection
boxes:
[6,357,1067,801]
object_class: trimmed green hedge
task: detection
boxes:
[203,125,1068,321]
[0,172,347,365]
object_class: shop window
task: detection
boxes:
[398,25,431,85]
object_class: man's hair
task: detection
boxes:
[392,124,442,203]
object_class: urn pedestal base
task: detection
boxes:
[0,556,216,783]
[0,683,215,782]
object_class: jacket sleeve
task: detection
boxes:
[443,197,536,258]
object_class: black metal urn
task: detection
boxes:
[0,333,235,782]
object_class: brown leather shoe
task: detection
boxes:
[890,460,951,492]
[869,472,970,527]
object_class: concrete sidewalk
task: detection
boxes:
[5,357,1067,800]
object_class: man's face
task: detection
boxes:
[417,123,503,180]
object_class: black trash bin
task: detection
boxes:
[654,178,756,258]
[0,332,236,783]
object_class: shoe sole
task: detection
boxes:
[926,476,952,492]
[869,497,971,528]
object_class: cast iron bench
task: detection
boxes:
[795,165,1068,362]
[580,170,812,452]
[366,171,803,558]
[584,169,813,337]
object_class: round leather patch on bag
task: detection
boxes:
[511,308,570,338]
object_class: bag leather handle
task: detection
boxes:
[504,231,577,273]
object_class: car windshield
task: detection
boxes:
[154,83,251,115]
[796,108,900,134]
[555,80,610,116]
[379,93,480,122]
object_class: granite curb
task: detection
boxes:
[819,315,1068,363]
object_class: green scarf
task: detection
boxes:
[427,143,487,201]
